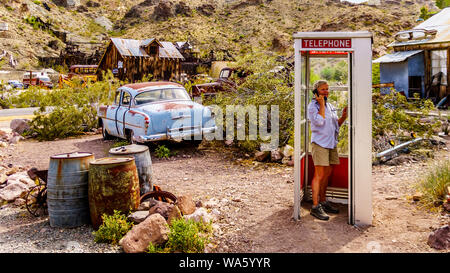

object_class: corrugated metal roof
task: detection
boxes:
[159,41,185,59]
[141,38,161,48]
[373,50,423,63]
[111,38,148,57]
[388,7,450,47]
[110,38,184,59]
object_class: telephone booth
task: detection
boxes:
[293,32,373,226]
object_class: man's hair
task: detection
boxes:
[313,80,328,91]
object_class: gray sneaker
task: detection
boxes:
[310,204,330,221]
[320,201,339,214]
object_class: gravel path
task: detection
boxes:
[0,134,448,253]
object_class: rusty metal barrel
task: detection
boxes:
[108,144,152,195]
[47,152,95,228]
[88,157,140,230]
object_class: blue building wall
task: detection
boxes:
[379,52,425,97]
[407,52,425,97]
[380,61,408,95]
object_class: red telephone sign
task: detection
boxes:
[302,39,352,49]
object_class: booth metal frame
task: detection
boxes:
[293,32,373,226]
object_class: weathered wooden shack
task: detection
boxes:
[97,38,184,82]
[374,7,449,105]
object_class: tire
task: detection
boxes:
[102,121,113,140]
[191,140,202,148]
[126,129,138,144]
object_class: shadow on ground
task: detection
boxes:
[227,201,369,253]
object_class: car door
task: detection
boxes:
[115,90,131,138]
[105,90,121,137]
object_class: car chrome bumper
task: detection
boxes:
[136,126,217,142]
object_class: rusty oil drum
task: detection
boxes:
[47,152,95,228]
[108,144,152,195]
[88,157,140,230]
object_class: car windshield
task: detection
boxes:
[40,77,51,82]
[134,88,190,105]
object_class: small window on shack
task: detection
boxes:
[149,46,158,55]
[431,50,447,85]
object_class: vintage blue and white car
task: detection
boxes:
[98,82,216,144]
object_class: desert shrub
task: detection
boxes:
[21,71,119,140]
[24,16,44,29]
[372,88,440,140]
[414,159,450,210]
[28,104,98,140]
[111,140,130,148]
[93,210,133,245]
[436,0,450,9]
[147,218,212,253]
[154,145,171,158]
[205,51,294,153]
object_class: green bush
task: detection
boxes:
[155,145,171,159]
[147,218,212,253]
[28,104,97,140]
[111,140,130,148]
[372,88,440,139]
[415,159,450,210]
[205,51,294,153]
[16,71,120,140]
[93,210,133,245]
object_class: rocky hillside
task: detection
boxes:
[0,0,440,71]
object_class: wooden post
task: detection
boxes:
[424,50,431,97]
[447,48,449,96]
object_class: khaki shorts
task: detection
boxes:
[311,142,340,166]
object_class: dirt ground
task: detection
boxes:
[1,134,449,253]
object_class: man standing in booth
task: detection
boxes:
[307,80,348,221]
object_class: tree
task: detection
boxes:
[436,0,450,9]
[419,6,433,20]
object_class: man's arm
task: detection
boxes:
[308,101,326,127]
[338,106,348,126]
[316,95,325,118]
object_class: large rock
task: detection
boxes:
[119,213,169,253]
[94,16,113,31]
[0,181,28,202]
[254,151,270,162]
[52,0,80,7]
[7,172,35,188]
[86,1,100,7]
[9,135,24,144]
[167,204,182,225]
[127,211,150,224]
[137,200,151,211]
[153,0,174,21]
[148,199,182,225]
[10,119,30,135]
[149,200,172,218]
[270,149,283,162]
[183,207,212,224]
[427,225,450,250]
[282,145,294,158]
[176,194,196,215]
[196,4,215,16]
[174,2,191,16]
